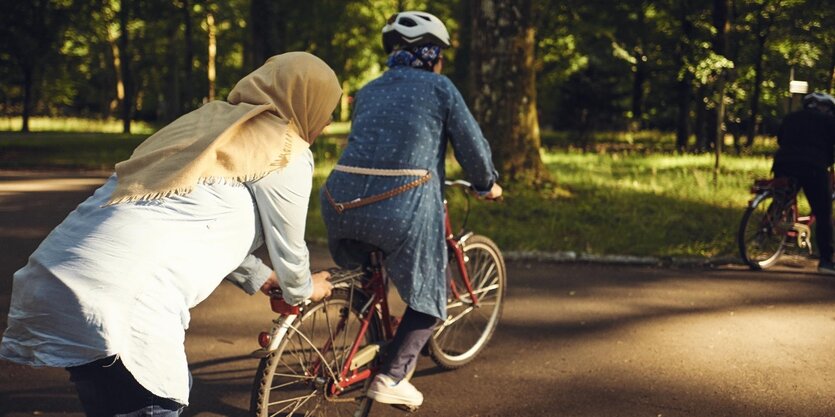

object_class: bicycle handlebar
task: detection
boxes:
[444,179,472,189]
[444,179,503,202]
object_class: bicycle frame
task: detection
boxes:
[747,178,814,250]
[260,189,483,396]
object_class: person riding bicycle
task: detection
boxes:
[772,91,835,274]
[320,11,502,408]
[0,52,338,416]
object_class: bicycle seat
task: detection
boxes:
[336,239,386,269]
[751,177,796,193]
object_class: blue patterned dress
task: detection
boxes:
[320,66,497,319]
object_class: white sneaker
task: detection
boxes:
[367,374,424,406]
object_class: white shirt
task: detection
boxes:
[0,149,315,405]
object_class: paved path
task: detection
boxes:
[1,171,835,417]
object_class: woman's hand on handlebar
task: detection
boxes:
[481,183,503,201]
[259,271,281,296]
[309,270,333,302]
[259,270,333,302]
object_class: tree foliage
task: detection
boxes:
[0,0,832,153]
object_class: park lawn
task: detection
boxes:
[0,117,156,134]
[483,152,772,258]
[306,149,776,259]
[0,132,147,170]
[0,130,776,258]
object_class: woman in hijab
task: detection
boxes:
[0,52,341,416]
[320,11,502,408]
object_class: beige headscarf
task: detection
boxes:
[108,52,342,205]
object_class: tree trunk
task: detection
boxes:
[631,56,646,130]
[207,11,216,102]
[630,6,647,131]
[454,0,473,101]
[119,0,132,134]
[745,7,769,148]
[21,65,33,133]
[182,0,193,112]
[674,1,693,152]
[249,0,284,69]
[828,45,835,95]
[469,0,547,184]
[694,86,708,151]
[712,0,731,182]
[675,73,691,152]
[339,80,349,122]
[745,31,766,147]
[106,17,124,117]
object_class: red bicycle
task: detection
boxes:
[738,173,835,270]
[249,180,506,416]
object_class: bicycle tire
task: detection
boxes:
[428,234,506,369]
[738,192,791,270]
[250,287,382,417]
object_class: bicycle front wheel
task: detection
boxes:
[738,192,791,270]
[250,288,381,417]
[428,234,506,369]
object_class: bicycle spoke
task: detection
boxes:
[252,278,380,416]
[429,236,505,368]
[291,332,308,373]
[447,283,500,308]
[434,305,475,337]
[267,390,316,416]
[271,373,315,387]
[286,391,316,416]
[322,299,340,372]
[267,391,315,407]
[303,395,326,417]
[338,298,351,374]
[739,193,790,269]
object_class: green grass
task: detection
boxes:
[0,132,148,170]
[305,150,776,259]
[0,117,156,134]
[0,125,781,258]
[541,129,779,157]
[457,152,774,258]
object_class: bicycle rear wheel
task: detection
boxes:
[738,192,792,270]
[428,234,506,369]
[250,287,381,417]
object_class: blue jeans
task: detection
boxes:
[381,307,438,380]
[66,356,186,417]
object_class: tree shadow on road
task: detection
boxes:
[502,262,835,338]
[182,354,260,417]
[0,378,82,417]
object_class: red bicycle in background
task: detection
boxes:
[738,172,835,270]
[249,180,507,416]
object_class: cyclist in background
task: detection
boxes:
[772,92,835,275]
[320,11,501,408]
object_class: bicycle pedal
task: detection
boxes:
[391,404,420,413]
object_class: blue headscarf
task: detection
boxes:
[386,45,442,71]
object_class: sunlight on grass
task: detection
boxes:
[0,117,156,134]
[541,152,773,208]
[0,125,788,259]
[322,121,350,135]
[438,151,779,258]
[304,149,779,258]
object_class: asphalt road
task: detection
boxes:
[2,171,835,417]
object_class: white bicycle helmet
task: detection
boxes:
[803,92,835,113]
[382,11,451,54]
